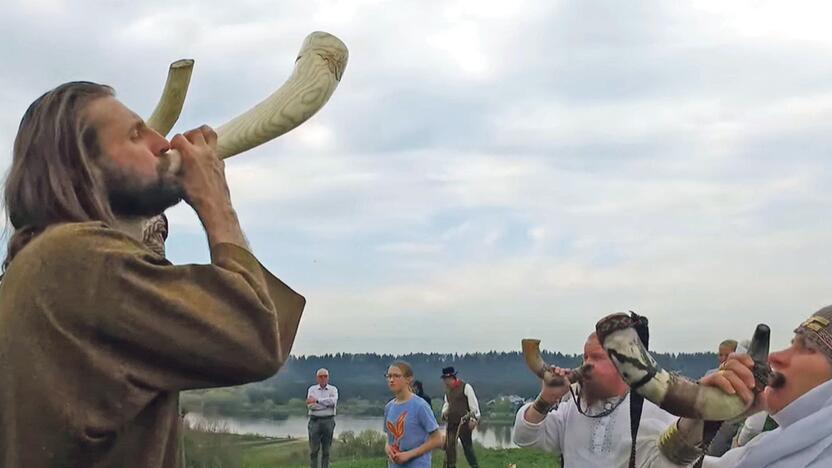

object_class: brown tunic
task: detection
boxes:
[0,222,305,468]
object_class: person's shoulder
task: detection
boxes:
[10,221,143,272]
[329,384,338,391]
[308,385,318,391]
[39,221,124,242]
[26,221,142,260]
[412,395,432,409]
[0,222,151,311]
[385,398,400,413]
[743,427,778,449]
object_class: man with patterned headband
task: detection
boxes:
[657,305,832,467]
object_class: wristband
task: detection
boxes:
[533,395,556,414]
[658,421,704,465]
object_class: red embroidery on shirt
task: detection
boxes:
[386,411,407,451]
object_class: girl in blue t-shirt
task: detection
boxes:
[383,361,442,467]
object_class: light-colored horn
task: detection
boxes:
[521,339,590,386]
[118,32,348,247]
[595,313,771,421]
[147,59,195,136]
[162,31,349,175]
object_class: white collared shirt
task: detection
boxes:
[307,384,338,417]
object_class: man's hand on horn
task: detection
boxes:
[170,125,249,250]
[524,366,571,423]
[700,354,758,406]
[540,366,573,403]
[171,125,225,212]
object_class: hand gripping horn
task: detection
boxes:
[521,339,592,386]
[595,313,771,421]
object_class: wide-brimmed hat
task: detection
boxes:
[441,366,457,378]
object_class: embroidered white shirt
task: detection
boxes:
[513,392,677,467]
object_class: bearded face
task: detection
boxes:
[84,96,184,218]
[100,156,183,218]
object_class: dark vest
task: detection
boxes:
[445,379,470,423]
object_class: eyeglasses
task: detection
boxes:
[384,373,404,380]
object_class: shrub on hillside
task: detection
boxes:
[335,430,386,458]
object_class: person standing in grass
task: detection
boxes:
[384,361,443,467]
[441,366,481,468]
[307,368,338,468]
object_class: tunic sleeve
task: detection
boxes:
[512,402,565,454]
[40,223,305,391]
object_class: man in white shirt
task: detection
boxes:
[441,366,481,468]
[513,332,677,467]
[307,368,338,468]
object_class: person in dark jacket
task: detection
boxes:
[412,380,432,409]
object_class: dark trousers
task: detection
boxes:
[445,422,478,468]
[308,416,335,468]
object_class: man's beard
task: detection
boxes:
[582,379,615,403]
[101,160,184,218]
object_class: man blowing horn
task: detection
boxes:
[659,305,832,467]
[513,330,678,467]
[0,82,305,467]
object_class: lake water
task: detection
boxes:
[185,413,517,449]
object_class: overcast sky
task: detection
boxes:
[2,0,832,355]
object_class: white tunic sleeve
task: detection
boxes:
[512,402,566,455]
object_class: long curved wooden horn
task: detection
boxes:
[595,313,771,421]
[521,339,590,386]
[162,31,349,175]
[147,59,195,136]
[121,32,348,249]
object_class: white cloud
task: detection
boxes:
[2,0,832,355]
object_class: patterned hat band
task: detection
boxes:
[796,314,832,361]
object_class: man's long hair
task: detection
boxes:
[3,81,115,271]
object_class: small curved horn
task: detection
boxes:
[147,59,195,136]
[521,338,590,386]
[595,313,770,421]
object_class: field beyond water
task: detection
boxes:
[184,426,556,468]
